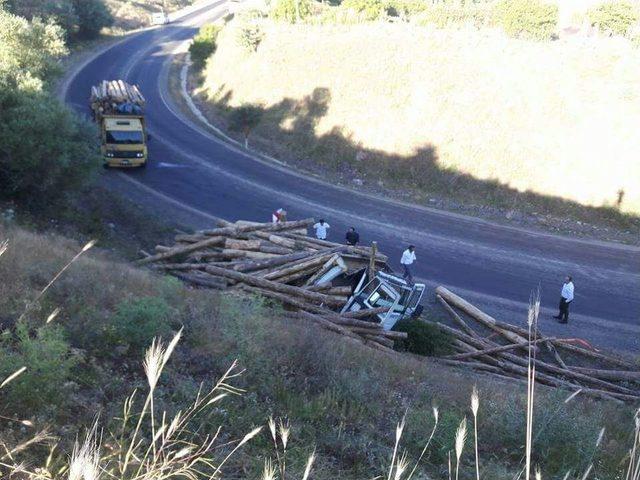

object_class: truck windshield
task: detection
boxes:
[106,130,144,144]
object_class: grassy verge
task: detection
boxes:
[0,222,635,478]
[186,19,640,244]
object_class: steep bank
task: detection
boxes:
[197,21,640,230]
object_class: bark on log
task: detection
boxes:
[172,272,227,289]
[342,307,389,319]
[303,254,340,286]
[569,367,640,383]
[199,218,315,236]
[347,327,407,340]
[205,265,344,306]
[137,236,226,265]
[444,338,557,361]
[224,239,262,251]
[262,252,337,280]
[436,287,529,346]
[436,295,484,340]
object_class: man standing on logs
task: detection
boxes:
[313,219,330,240]
[554,275,574,324]
[272,208,287,224]
[400,245,416,284]
[345,227,360,246]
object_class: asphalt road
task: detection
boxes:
[65,3,640,355]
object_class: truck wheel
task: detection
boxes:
[139,161,147,169]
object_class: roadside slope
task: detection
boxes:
[198,21,640,224]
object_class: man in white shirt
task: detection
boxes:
[554,275,574,324]
[313,219,330,240]
[400,245,416,284]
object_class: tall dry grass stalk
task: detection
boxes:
[524,289,541,480]
[471,386,480,480]
[627,410,640,480]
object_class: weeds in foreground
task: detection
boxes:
[0,239,639,479]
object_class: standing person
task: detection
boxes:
[400,245,416,284]
[313,219,330,240]
[345,227,360,246]
[554,275,574,324]
[272,208,287,224]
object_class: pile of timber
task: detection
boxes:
[432,286,640,403]
[90,80,145,111]
[138,218,405,352]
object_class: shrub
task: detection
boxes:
[103,296,173,356]
[236,22,264,52]
[0,90,99,209]
[494,0,558,40]
[342,0,386,21]
[587,1,638,37]
[271,0,313,23]
[414,3,493,28]
[393,319,454,356]
[0,321,78,414]
[384,0,428,19]
[72,0,113,38]
[189,23,221,70]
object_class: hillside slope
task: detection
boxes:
[200,22,640,218]
[0,223,633,478]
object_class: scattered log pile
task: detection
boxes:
[432,286,640,403]
[139,218,404,352]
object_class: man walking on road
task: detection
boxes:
[400,245,416,284]
[345,227,360,246]
[313,219,330,240]
[554,275,574,324]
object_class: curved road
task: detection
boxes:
[65,3,640,354]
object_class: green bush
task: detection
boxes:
[5,0,112,40]
[72,0,113,38]
[384,0,428,18]
[342,0,386,21]
[103,297,174,356]
[414,3,493,28]
[271,0,313,23]
[236,22,264,52]
[0,90,99,209]
[587,1,638,36]
[0,321,78,414]
[494,0,558,40]
[393,319,454,356]
[189,23,221,70]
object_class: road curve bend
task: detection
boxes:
[64,2,640,354]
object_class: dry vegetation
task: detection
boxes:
[105,0,194,31]
[0,223,638,478]
[197,20,640,225]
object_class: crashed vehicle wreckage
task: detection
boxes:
[139,218,426,350]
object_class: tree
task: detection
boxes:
[189,23,221,70]
[587,1,638,37]
[271,0,313,23]
[72,0,113,38]
[228,105,263,148]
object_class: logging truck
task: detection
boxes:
[90,80,149,168]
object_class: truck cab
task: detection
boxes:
[101,116,148,168]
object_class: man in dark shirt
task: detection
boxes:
[345,227,360,246]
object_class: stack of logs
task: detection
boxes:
[433,287,640,403]
[90,80,145,110]
[138,218,407,352]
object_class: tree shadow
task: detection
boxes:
[202,85,640,233]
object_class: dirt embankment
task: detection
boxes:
[194,21,640,241]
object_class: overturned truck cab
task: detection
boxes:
[341,270,425,331]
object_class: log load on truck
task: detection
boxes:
[90,80,149,168]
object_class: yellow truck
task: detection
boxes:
[90,80,149,168]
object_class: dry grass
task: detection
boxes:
[0,223,637,478]
[200,21,640,217]
[105,0,195,32]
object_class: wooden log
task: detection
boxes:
[172,272,227,289]
[137,236,227,265]
[362,334,395,349]
[436,295,485,341]
[204,265,344,306]
[550,340,636,370]
[293,311,363,341]
[435,286,529,346]
[240,286,336,315]
[444,338,557,361]
[342,307,389,319]
[325,286,353,296]
[303,254,340,286]
[259,245,294,255]
[281,233,389,261]
[221,249,278,260]
[234,251,318,273]
[347,327,407,340]
[262,252,337,280]
[224,239,262,251]
[305,282,333,292]
[199,219,315,236]
[569,367,640,383]
[369,241,378,277]
[429,321,639,397]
